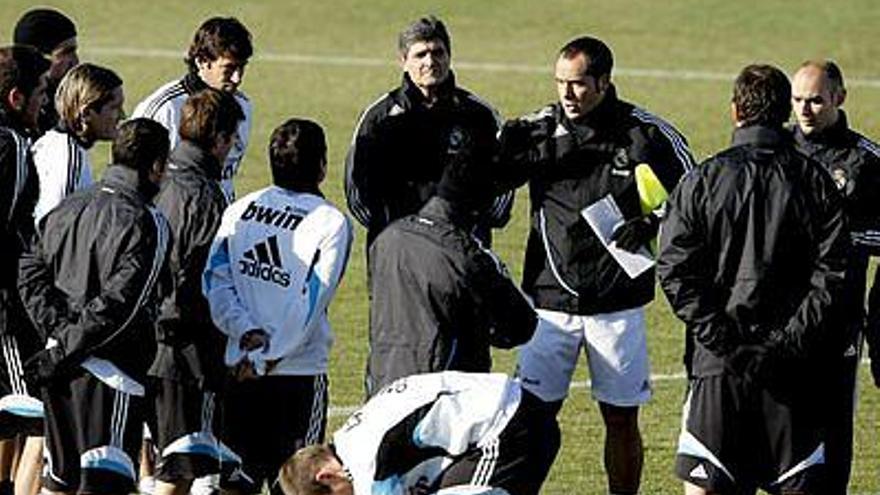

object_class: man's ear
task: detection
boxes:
[730,101,741,127]
[315,465,338,484]
[6,87,25,112]
[835,88,847,107]
[597,73,610,93]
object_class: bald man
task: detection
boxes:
[790,60,880,495]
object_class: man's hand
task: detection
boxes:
[239,329,269,352]
[500,117,555,164]
[610,214,660,253]
[22,344,66,388]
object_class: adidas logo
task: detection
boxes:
[238,235,291,287]
[689,463,708,480]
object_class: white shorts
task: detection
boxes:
[515,307,651,406]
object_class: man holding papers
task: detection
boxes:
[497,36,694,495]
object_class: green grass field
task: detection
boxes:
[4,1,880,493]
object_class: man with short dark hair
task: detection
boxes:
[0,44,49,495]
[344,15,512,249]
[149,88,245,495]
[658,64,847,495]
[790,59,880,495]
[18,118,172,495]
[366,133,537,395]
[13,8,79,135]
[203,119,353,495]
[133,16,253,200]
[498,36,694,495]
[279,372,559,495]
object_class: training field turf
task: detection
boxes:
[4,1,880,492]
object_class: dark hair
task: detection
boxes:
[733,64,791,127]
[436,127,497,212]
[398,16,451,56]
[799,59,846,96]
[269,119,327,189]
[0,45,50,106]
[186,17,253,73]
[179,88,244,150]
[112,118,170,173]
[558,36,614,78]
[13,8,76,56]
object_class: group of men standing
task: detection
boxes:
[1,7,879,495]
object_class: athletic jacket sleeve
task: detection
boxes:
[19,212,169,372]
[260,212,354,362]
[467,246,537,349]
[657,172,742,354]
[344,105,383,228]
[202,209,259,341]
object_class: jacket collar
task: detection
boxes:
[168,140,222,181]
[559,84,620,142]
[792,110,852,148]
[182,71,209,95]
[398,71,458,110]
[731,124,790,148]
[101,164,160,202]
[418,196,477,230]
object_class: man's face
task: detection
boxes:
[197,55,247,93]
[84,86,124,141]
[555,53,608,121]
[792,66,842,135]
[401,39,450,95]
[49,37,79,83]
[21,74,48,131]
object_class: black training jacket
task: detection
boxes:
[0,110,40,356]
[658,125,848,378]
[790,115,880,353]
[344,72,513,247]
[18,165,171,383]
[149,141,228,390]
[366,197,537,396]
[501,86,695,315]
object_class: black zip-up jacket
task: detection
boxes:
[18,165,171,383]
[149,141,228,390]
[366,197,537,395]
[344,72,513,247]
[658,125,848,378]
[0,109,40,356]
[790,114,880,354]
[500,86,695,315]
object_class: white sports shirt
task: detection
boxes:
[132,78,252,200]
[31,129,93,224]
[203,185,353,376]
[334,372,522,495]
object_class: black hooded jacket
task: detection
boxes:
[149,140,228,389]
[19,165,171,383]
[366,197,536,396]
[658,125,848,378]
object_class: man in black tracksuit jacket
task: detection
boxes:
[366,138,537,396]
[658,64,848,494]
[18,119,171,495]
[344,16,512,248]
[147,89,244,495]
[498,37,694,495]
[0,46,49,440]
[789,60,880,495]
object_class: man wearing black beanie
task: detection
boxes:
[365,131,538,396]
[13,8,79,134]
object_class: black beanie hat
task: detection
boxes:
[437,129,496,211]
[14,9,77,55]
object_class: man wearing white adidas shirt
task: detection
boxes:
[204,118,353,495]
[278,372,559,495]
[133,16,252,201]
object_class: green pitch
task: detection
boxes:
[4,1,880,492]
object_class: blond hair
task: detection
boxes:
[55,63,121,136]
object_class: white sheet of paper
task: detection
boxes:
[581,194,655,279]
